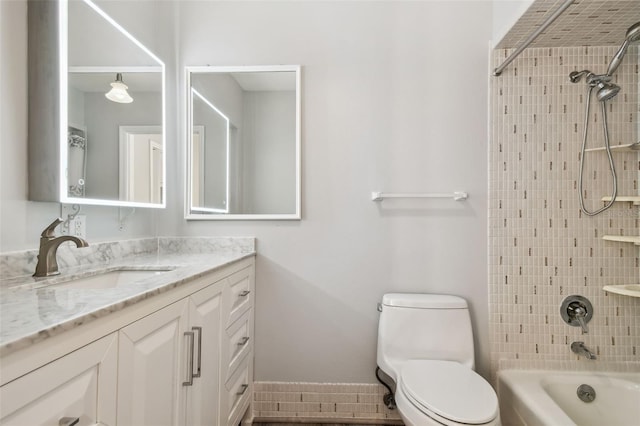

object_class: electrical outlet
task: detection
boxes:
[70,215,86,239]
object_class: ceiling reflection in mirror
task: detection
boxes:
[187,66,301,220]
[63,0,165,207]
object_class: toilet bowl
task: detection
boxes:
[376,293,500,426]
[395,360,499,426]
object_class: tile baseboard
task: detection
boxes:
[252,382,403,424]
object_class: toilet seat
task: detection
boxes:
[400,360,498,425]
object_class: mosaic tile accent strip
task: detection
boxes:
[252,424,388,426]
[496,0,640,49]
[489,45,640,381]
[253,382,402,424]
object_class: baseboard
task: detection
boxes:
[252,382,403,424]
[252,417,403,425]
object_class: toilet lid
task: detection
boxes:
[400,360,498,425]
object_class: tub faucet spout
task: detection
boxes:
[33,218,89,277]
[571,341,597,360]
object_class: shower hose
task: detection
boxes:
[577,85,617,216]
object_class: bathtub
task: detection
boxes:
[498,369,640,426]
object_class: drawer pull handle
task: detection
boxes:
[238,290,250,297]
[192,326,202,378]
[236,383,249,396]
[237,336,250,346]
[59,418,80,426]
[183,331,195,386]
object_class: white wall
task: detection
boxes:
[243,91,296,214]
[173,1,493,382]
[0,0,174,252]
[2,0,493,384]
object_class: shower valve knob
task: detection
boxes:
[560,295,593,333]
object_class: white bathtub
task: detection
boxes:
[498,369,640,426]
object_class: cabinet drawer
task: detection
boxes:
[227,267,253,326]
[225,309,252,381]
[224,354,251,426]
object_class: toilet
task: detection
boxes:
[376,293,500,426]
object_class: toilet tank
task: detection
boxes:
[377,293,475,379]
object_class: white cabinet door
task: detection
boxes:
[117,299,189,426]
[185,283,224,426]
[0,333,117,426]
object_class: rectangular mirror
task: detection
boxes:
[28,0,166,208]
[186,65,301,220]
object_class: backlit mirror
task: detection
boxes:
[28,0,165,207]
[186,66,301,220]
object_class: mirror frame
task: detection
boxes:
[185,65,302,220]
[28,0,166,208]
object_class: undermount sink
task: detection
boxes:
[52,267,175,290]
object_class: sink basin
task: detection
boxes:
[52,267,175,290]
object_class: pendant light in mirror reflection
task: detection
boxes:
[105,73,133,104]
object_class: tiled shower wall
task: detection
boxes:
[489,46,639,376]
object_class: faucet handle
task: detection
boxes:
[561,295,593,334]
[572,306,589,333]
[41,218,64,238]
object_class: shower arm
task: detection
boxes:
[493,0,575,77]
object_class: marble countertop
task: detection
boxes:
[0,241,255,356]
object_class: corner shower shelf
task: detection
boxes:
[603,284,640,298]
[584,141,640,153]
[601,196,640,206]
[602,235,640,246]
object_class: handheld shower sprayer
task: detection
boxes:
[567,21,639,216]
[606,21,640,76]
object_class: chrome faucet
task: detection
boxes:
[570,304,590,333]
[33,218,89,277]
[571,341,597,360]
[561,295,593,334]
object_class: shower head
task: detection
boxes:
[606,21,640,76]
[596,82,621,102]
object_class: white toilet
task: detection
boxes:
[377,293,500,426]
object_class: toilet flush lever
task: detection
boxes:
[377,303,383,312]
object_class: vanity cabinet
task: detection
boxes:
[220,268,254,426]
[0,333,118,426]
[116,299,190,426]
[0,257,255,426]
[185,283,225,426]
[117,280,227,426]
